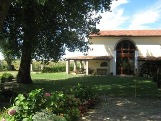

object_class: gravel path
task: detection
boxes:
[79,96,161,121]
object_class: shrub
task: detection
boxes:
[1,84,97,121]
[42,66,66,73]
[42,65,73,73]
[32,61,41,72]
[1,73,14,83]
[1,89,79,121]
[70,83,97,101]
[0,60,8,71]
[69,83,97,110]
[32,110,67,121]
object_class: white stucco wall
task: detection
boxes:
[88,36,161,57]
[88,36,161,74]
[134,37,161,57]
[88,60,110,74]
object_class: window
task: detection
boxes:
[100,62,108,67]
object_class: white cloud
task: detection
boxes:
[97,0,161,30]
[97,0,129,30]
[128,0,161,29]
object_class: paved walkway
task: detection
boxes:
[79,96,161,121]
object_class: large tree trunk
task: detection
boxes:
[17,40,32,84]
[0,0,12,32]
[17,1,36,84]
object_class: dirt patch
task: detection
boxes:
[79,96,161,121]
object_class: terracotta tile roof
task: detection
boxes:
[138,56,161,61]
[66,56,113,60]
[90,30,161,37]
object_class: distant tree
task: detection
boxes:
[0,5,21,70]
[0,38,16,70]
[2,0,112,83]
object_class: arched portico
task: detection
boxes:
[115,39,138,75]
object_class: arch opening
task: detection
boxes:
[116,40,136,75]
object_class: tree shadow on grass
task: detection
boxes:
[18,76,161,98]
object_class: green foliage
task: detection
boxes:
[2,0,112,61]
[1,72,14,83]
[31,61,74,73]
[12,60,20,70]
[70,83,97,102]
[1,0,112,83]
[32,110,67,121]
[32,61,41,72]
[1,84,97,121]
[0,64,7,71]
[0,60,10,71]
[42,66,65,73]
[69,83,97,110]
[0,36,20,71]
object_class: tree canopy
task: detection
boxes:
[0,0,13,32]
[1,0,112,83]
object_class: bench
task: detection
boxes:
[97,68,108,75]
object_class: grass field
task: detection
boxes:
[6,72,159,99]
[0,71,161,98]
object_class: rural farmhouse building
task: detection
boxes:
[66,30,161,76]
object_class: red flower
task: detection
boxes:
[44,92,51,97]
[8,109,16,116]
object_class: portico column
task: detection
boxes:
[41,61,44,71]
[86,60,89,75]
[66,60,70,74]
[83,61,86,69]
[113,51,116,75]
[73,60,77,72]
[30,64,33,72]
[80,60,83,69]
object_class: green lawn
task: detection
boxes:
[0,71,161,98]
[11,72,161,99]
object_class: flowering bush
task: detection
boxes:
[1,84,97,121]
[32,109,67,121]
[70,83,97,106]
[44,92,51,97]
[8,109,16,116]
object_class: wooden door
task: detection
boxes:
[116,40,135,75]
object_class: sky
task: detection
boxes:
[97,0,161,30]
[1,0,161,59]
